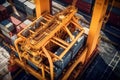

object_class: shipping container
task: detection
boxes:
[65,30,85,59]
[0,20,15,38]
[27,59,62,79]
[13,0,27,13]
[0,20,14,32]
[71,35,85,58]
[16,25,22,33]
[0,5,8,20]
[82,0,94,4]
[23,19,32,25]
[2,1,13,15]
[19,22,27,29]
[10,34,17,45]
[54,66,62,79]
[0,0,6,4]
[76,0,92,14]
[0,47,10,77]
[0,65,9,77]
[108,12,120,27]
[24,1,36,17]
[1,30,12,38]
[0,15,2,22]
[108,6,120,15]
[1,72,12,80]
[8,64,20,73]
[0,55,8,70]
[9,16,22,26]
[54,47,72,69]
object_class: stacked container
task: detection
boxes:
[53,31,85,79]
[0,20,14,38]
[9,16,22,26]
[23,19,32,25]
[0,0,6,4]
[0,5,8,21]
[0,15,2,22]
[108,6,120,27]
[0,47,10,79]
[62,0,94,14]
[16,19,32,33]
[2,1,13,15]
[76,0,94,14]
[13,0,26,13]
[24,1,36,17]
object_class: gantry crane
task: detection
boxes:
[6,0,110,80]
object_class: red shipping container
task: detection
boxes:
[8,64,20,72]
[19,23,27,29]
[9,16,22,26]
[108,12,120,27]
[16,26,22,33]
[0,15,2,22]
[0,5,8,19]
[16,22,27,33]
[76,0,92,14]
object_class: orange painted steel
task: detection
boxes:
[35,0,51,18]
[86,0,109,60]
[11,5,84,80]
[7,0,110,80]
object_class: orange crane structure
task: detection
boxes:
[3,0,110,80]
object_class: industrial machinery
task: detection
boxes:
[0,0,110,80]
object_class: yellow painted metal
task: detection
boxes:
[35,0,51,18]
[62,47,88,80]
[11,5,84,80]
[86,0,109,60]
[7,0,110,80]
[62,0,109,79]
[14,37,23,61]
[15,59,45,80]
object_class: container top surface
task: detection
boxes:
[18,0,26,3]
[82,0,93,4]
[1,20,10,25]
[19,22,27,29]
[24,1,35,9]
[2,1,10,7]
[0,5,6,11]
[23,19,32,25]
[9,16,22,26]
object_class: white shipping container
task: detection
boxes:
[23,19,32,25]
[0,57,8,69]
[0,20,14,32]
[2,1,10,7]
[5,22,14,32]
[24,1,36,16]
[10,34,17,45]
[24,1,35,10]
[0,65,9,77]
[2,1,13,14]
[0,47,10,77]
[0,47,10,59]
[2,72,12,80]
[1,30,11,38]
[0,24,10,33]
